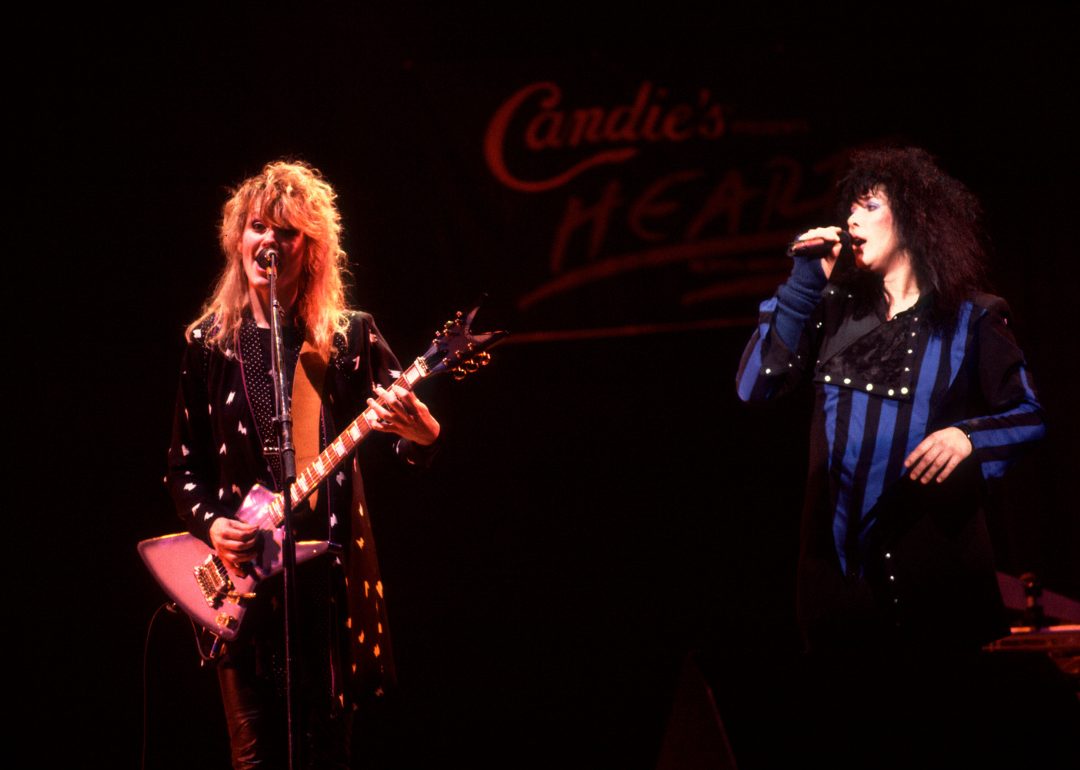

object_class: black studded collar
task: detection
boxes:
[812,290,931,401]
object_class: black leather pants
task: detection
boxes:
[218,656,351,770]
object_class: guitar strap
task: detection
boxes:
[292,338,329,511]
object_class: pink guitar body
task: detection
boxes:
[138,484,332,641]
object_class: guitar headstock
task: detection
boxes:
[420,295,509,380]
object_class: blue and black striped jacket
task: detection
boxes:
[737,261,1045,645]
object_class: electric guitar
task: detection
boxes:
[139,298,508,641]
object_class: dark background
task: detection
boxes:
[14,6,1077,768]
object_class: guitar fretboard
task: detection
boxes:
[266,358,428,527]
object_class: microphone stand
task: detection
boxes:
[265,252,302,770]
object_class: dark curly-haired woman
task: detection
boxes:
[736,147,1045,651]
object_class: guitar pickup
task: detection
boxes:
[194,555,254,608]
[195,555,232,608]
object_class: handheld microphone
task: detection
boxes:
[256,247,279,269]
[787,230,851,258]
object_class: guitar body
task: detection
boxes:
[140,298,507,642]
[138,484,332,641]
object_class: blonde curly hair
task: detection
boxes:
[188,160,352,356]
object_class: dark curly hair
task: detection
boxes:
[833,147,989,323]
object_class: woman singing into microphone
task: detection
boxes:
[736,147,1045,651]
[166,161,441,767]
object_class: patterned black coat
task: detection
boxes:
[166,311,436,698]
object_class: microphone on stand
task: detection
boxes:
[787,230,851,258]
[256,247,279,269]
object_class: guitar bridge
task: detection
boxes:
[194,555,254,608]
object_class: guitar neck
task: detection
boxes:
[266,357,429,527]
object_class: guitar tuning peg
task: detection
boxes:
[456,311,463,318]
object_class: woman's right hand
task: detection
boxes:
[209,517,259,576]
[794,226,845,279]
